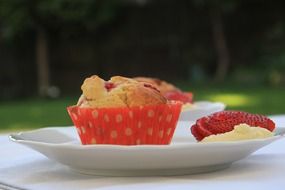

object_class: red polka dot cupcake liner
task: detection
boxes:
[67,102,182,145]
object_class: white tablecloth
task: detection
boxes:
[1,115,285,190]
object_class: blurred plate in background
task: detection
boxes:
[179,101,226,121]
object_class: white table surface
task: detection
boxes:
[0,115,285,190]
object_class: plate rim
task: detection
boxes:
[181,101,226,112]
[8,126,284,150]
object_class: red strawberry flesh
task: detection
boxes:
[104,82,116,91]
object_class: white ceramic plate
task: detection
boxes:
[9,122,284,176]
[179,101,226,121]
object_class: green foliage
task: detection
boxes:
[0,0,34,38]
[184,85,285,115]
[0,97,75,130]
[0,0,121,39]
[192,0,239,12]
[36,0,120,29]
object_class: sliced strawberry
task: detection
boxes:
[191,111,275,141]
[164,91,193,103]
[191,124,204,141]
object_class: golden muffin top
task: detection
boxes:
[133,77,180,95]
[77,75,167,108]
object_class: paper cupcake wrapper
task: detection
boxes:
[67,102,182,145]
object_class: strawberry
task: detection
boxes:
[191,111,275,141]
[164,91,193,103]
[104,82,116,91]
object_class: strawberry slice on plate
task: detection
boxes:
[191,111,275,141]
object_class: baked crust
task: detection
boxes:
[78,75,167,108]
[134,77,180,95]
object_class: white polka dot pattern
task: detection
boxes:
[159,130,164,138]
[129,111,133,118]
[125,128,132,136]
[72,113,78,120]
[147,128,153,136]
[166,128,172,135]
[81,127,86,134]
[92,110,98,118]
[116,114,123,123]
[136,139,141,145]
[148,110,154,118]
[91,138,97,144]
[166,114,172,122]
[111,130,118,138]
[137,121,142,128]
[67,102,182,145]
[104,114,110,122]
[88,122,93,128]
[96,128,103,135]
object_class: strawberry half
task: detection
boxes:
[191,111,275,141]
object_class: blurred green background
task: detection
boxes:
[0,0,285,131]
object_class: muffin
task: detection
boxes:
[67,75,182,145]
[134,77,193,104]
